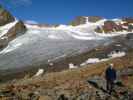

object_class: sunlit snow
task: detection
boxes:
[0,18,131,71]
[0,42,22,54]
[108,51,126,58]
[69,63,78,69]
[34,68,44,76]
[0,20,18,37]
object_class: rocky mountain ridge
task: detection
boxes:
[69,16,133,34]
[0,5,15,26]
[0,5,27,49]
[95,17,133,33]
[25,16,133,35]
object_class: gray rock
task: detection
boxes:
[88,75,106,90]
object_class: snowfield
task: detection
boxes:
[0,26,108,71]
[108,51,126,58]
[0,19,132,73]
[80,51,126,66]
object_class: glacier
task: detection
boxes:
[0,19,130,75]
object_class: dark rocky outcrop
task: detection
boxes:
[0,5,15,26]
[95,20,123,33]
[95,19,133,33]
[103,21,123,33]
[0,21,27,49]
[95,26,104,33]
[69,16,86,26]
[4,21,27,41]
[0,5,27,49]
[87,16,103,22]
[0,37,8,49]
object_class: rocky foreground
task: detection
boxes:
[0,51,133,100]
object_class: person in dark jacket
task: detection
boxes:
[105,63,117,94]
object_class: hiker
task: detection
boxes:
[105,63,117,94]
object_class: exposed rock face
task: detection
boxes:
[122,17,133,23]
[0,5,27,38]
[87,16,103,22]
[95,26,104,33]
[95,18,133,33]
[0,21,27,49]
[0,5,27,49]
[0,37,8,49]
[0,5,15,26]
[103,21,123,33]
[69,16,86,26]
[69,16,103,26]
[4,21,27,41]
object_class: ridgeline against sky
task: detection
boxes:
[0,0,133,24]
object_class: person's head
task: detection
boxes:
[109,63,114,69]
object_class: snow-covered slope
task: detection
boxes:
[0,23,110,71]
[0,17,133,74]
[0,20,18,38]
[25,18,133,39]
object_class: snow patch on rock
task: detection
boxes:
[69,63,78,69]
[108,51,126,58]
[0,20,18,38]
[34,69,44,76]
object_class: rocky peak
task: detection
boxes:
[87,16,103,22]
[69,16,103,26]
[0,5,15,26]
[5,21,27,41]
[95,18,133,33]
[0,5,27,49]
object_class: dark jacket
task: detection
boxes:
[105,67,116,81]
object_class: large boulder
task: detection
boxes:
[0,5,15,26]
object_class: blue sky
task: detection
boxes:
[0,0,133,24]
